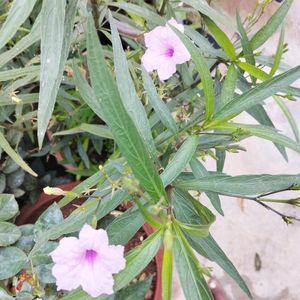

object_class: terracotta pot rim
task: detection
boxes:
[17,182,163,300]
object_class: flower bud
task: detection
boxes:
[43,186,66,196]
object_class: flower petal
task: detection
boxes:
[50,237,83,264]
[52,262,82,291]
[101,245,126,273]
[167,18,184,33]
[79,224,109,251]
[157,60,177,80]
[80,257,114,297]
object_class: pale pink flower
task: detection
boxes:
[50,224,125,298]
[141,18,191,81]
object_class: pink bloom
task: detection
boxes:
[50,224,125,298]
[141,18,191,81]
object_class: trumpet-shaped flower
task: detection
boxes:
[50,224,125,298]
[141,18,191,81]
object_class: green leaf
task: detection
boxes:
[0,287,14,300]
[54,123,113,140]
[237,62,270,81]
[175,173,300,196]
[190,158,223,215]
[109,3,165,26]
[236,11,255,66]
[33,202,63,241]
[142,67,178,136]
[0,65,39,82]
[0,194,19,221]
[0,132,37,176]
[171,26,214,121]
[214,122,300,155]
[106,206,144,245]
[210,66,300,123]
[0,14,40,68]
[35,263,55,284]
[14,225,35,253]
[273,95,299,143]
[220,65,237,108]
[172,189,251,298]
[0,0,37,50]
[109,12,158,164]
[86,15,166,203]
[73,62,105,121]
[38,0,78,147]
[114,229,163,291]
[250,0,293,50]
[182,0,235,30]
[0,222,21,246]
[216,149,226,172]
[184,27,227,60]
[202,15,236,61]
[175,220,210,237]
[174,224,213,300]
[161,136,198,186]
[247,104,288,160]
[270,25,285,77]
[114,277,153,300]
[0,247,28,280]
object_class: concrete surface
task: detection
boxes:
[173,1,300,299]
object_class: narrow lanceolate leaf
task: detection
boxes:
[109,2,165,26]
[175,173,300,196]
[247,104,288,161]
[213,122,300,155]
[250,0,293,50]
[210,66,300,123]
[190,158,223,215]
[202,15,236,61]
[86,15,167,203]
[237,62,270,81]
[0,14,40,68]
[109,13,158,164]
[73,63,105,121]
[171,26,214,121]
[236,11,255,66]
[172,190,251,298]
[142,67,178,136]
[53,123,113,140]
[0,0,37,50]
[273,95,299,142]
[0,131,37,176]
[116,229,163,291]
[174,224,213,300]
[38,0,78,147]
[270,25,285,77]
[220,65,237,108]
[161,136,199,186]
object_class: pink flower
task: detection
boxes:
[50,224,125,298]
[141,18,191,81]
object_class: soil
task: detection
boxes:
[124,227,157,300]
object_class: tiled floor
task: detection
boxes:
[173,1,300,299]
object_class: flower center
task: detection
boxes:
[85,249,98,264]
[165,47,174,57]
